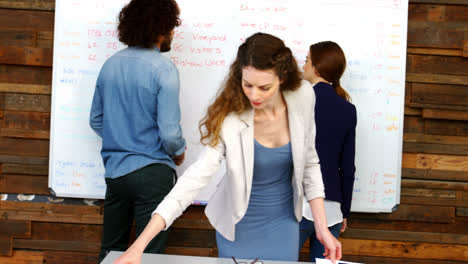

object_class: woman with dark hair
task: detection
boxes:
[300,41,357,262]
[114,33,342,264]
[90,0,186,262]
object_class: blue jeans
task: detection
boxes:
[299,217,342,262]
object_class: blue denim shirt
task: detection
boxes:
[89,46,186,179]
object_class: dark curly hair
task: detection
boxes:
[118,0,181,48]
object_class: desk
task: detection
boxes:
[101,252,312,264]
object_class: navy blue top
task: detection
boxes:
[89,46,186,178]
[313,82,357,217]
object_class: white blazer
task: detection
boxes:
[154,81,324,241]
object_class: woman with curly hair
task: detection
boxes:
[115,32,342,264]
[89,0,186,262]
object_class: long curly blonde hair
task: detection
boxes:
[199,33,302,147]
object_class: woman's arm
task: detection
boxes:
[114,144,225,264]
[114,214,166,264]
[309,198,342,263]
[339,105,357,220]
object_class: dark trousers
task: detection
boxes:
[98,163,175,263]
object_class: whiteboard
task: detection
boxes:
[49,0,408,212]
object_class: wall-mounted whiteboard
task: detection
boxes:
[49,0,408,212]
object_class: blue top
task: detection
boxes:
[245,139,294,220]
[314,82,357,217]
[89,46,186,178]
[216,139,298,261]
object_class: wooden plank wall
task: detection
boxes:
[0,0,466,263]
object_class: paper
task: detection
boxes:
[315,258,362,264]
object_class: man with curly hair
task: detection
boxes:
[89,0,185,262]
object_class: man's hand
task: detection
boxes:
[173,151,185,166]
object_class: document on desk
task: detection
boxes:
[316,258,362,264]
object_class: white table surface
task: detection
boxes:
[101,251,313,264]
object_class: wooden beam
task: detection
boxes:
[0,250,43,264]
[404,107,422,116]
[0,201,102,223]
[0,29,53,49]
[0,137,49,156]
[407,21,465,49]
[351,204,455,223]
[167,228,216,248]
[1,164,48,175]
[37,30,53,48]
[406,73,468,85]
[0,83,51,94]
[3,111,50,130]
[401,187,456,198]
[402,153,468,171]
[411,83,467,109]
[342,228,468,245]
[407,47,462,56]
[0,201,101,215]
[31,222,100,242]
[43,251,99,264]
[341,238,468,261]
[0,235,12,256]
[347,217,468,235]
[0,65,52,85]
[0,46,52,67]
[0,93,4,110]
[13,239,100,253]
[403,142,468,155]
[405,82,412,105]
[402,168,467,182]
[408,4,465,22]
[1,155,39,167]
[0,128,50,139]
[172,218,213,230]
[0,155,48,165]
[3,93,50,112]
[0,220,30,237]
[407,54,468,76]
[404,116,425,134]
[425,118,468,137]
[402,179,468,191]
[0,9,53,31]
[0,220,31,256]
[165,246,214,257]
[409,0,468,4]
[400,191,468,207]
[0,0,55,11]
[0,174,49,194]
[422,109,468,121]
[0,209,102,224]
[0,30,36,47]
[403,133,468,145]
[457,207,468,217]
[409,102,468,111]
[464,31,468,57]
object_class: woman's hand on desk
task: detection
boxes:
[114,214,167,264]
[114,247,142,264]
[317,229,342,264]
